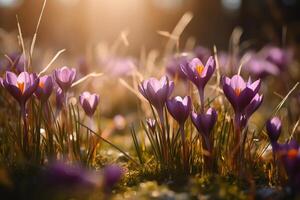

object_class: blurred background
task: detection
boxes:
[0,0,300,56]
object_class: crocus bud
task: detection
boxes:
[266,117,282,143]
[166,96,191,125]
[191,108,217,137]
[138,76,174,114]
[54,66,76,92]
[79,92,99,117]
[146,118,156,132]
[34,75,53,102]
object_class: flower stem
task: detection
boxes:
[180,125,188,172]
[21,104,28,157]
[198,88,205,113]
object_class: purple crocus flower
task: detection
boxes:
[138,76,174,119]
[191,108,217,150]
[54,66,76,92]
[43,162,100,190]
[34,75,53,102]
[102,165,123,192]
[79,92,99,117]
[280,140,300,192]
[266,117,282,143]
[222,75,261,115]
[260,45,293,71]
[181,56,215,111]
[243,52,280,78]
[166,96,191,125]
[2,71,39,107]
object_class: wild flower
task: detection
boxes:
[102,165,123,193]
[191,107,217,153]
[54,66,76,92]
[266,117,282,144]
[79,91,99,117]
[222,75,261,128]
[181,56,215,112]
[166,96,191,125]
[222,74,262,170]
[34,75,53,102]
[1,71,39,154]
[138,75,174,122]
[166,96,192,170]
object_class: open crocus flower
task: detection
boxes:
[180,57,215,89]
[166,96,191,125]
[181,56,215,110]
[54,66,76,92]
[34,75,53,102]
[2,71,39,107]
[79,92,100,117]
[191,108,217,143]
[138,76,174,117]
[222,75,261,115]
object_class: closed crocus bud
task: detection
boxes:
[166,96,191,125]
[146,118,156,132]
[138,76,174,114]
[35,75,53,102]
[191,108,217,137]
[266,117,282,143]
[2,71,39,106]
[103,165,123,192]
[54,66,76,92]
[222,75,261,115]
[79,92,99,117]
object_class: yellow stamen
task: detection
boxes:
[288,149,298,159]
[39,82,44,89]
[196,65,204,76]
[234,88,241,96]
[17,82,25,93]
